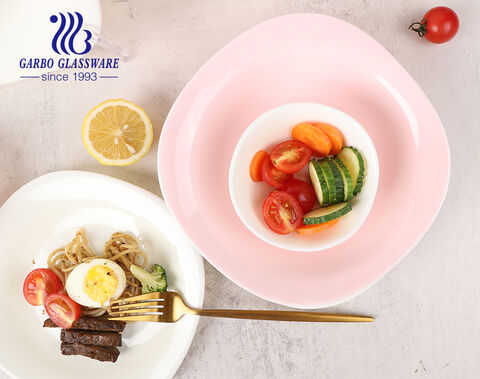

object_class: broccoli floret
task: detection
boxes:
[130,264,168,293]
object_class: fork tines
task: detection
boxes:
[107,292,165,319]
[109,292,165,306]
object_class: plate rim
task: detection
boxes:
[0,170,205,379]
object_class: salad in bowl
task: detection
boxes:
[229,103,379,252]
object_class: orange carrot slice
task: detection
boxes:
[291,123,332,156]
[313,123,344,155]
[296,218,339,235]
[249,150,269,182]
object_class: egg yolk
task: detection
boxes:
[84,265,119,305]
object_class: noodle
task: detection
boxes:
[102,232,147,297]
[47,229,148,316]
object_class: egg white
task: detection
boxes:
[65,258,126,308]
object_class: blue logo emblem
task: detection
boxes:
[50,12,92,55]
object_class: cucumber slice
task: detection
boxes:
[326,158,344,204]
[309,160,330,206]
[318,160,336,204]
[332,157,354,201]
[336,147,365,195]
[303,202,352,225]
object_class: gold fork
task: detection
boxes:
[106,291,373,323]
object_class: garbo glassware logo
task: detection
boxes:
[19,11,120,81]
[50,12,92,55]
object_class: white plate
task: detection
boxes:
[0,171,204,379]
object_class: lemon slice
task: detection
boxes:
[82,99,153,166]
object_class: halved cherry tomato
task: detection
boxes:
[270,140,311,174]
[313,123,344,155]
[249,150,269,182]
[44,293,81,329]
[283,179,316,213]
[296,218,339,235]
[262,157,293,188]
[291,122,332,156]
[262,191,304,234]
[23,268,64,306]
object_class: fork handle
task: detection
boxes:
[188,309,373,322]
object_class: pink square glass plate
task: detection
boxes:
[157,14,450,308]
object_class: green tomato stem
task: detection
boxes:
[409,18,427,37]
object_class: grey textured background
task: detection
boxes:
[1,0,479,378]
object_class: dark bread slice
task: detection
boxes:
[61,329,122,347]
[44,317,125,332]
[60,342,120,362]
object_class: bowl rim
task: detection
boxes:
[228,102,380,252]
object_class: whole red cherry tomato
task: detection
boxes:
[409,7,459,44]
[283,179,316,213]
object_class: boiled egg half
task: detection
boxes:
[66,259,126,308]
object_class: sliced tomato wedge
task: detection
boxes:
[44,293,81,329]
[23,268,64,306]
[270,140,312,174]
[262,157,293,188]
[262,190,304,234]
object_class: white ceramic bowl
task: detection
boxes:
[229,103,379,252]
